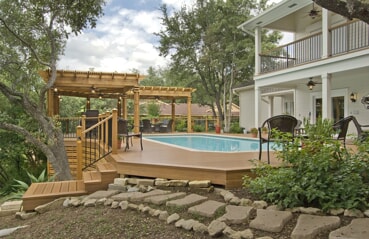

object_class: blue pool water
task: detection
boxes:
[144,134,273,152]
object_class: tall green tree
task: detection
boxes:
[156,0,281,130]
[0,0,105,180]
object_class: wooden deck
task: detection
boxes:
[108,134,280,189]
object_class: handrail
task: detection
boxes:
[76,109,118,174]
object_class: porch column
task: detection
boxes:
[122,95,127,119]
[171,99,176,132]
[187,96,192,133]
[254,86,261,127]
[268,96,274,118]
[254,27,262,75]
[133,87,140,133]
[322,8,331,59]
[321,73,332,119]
[117,97,121,117]
[86,97,91,110]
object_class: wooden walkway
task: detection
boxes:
[109,134,280,189]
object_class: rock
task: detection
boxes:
[208,220,227,237]
[240,198,253,207]
[96,198,107,206]
[344,208,364,218]
[137,178,155,186]
[193,221,208,234]
[15,211,37,220]
[158,211,169,221]
[229,196,241,205]
[167,213,180,224]
[83,199,96,207]
[70,197,82,207]
[111,201,120,209]
[104,199,114,206]
[252,200,268,209]
[128,203,138,210]
[239,229,253,239]
[108,184,126,192]
[154,178,169,186]
[223,226,241,239]
[181,219,197,231]
[364,209,369,218]
[266,205,282,211]
[1,200,22,211]
[219,205,254,224]
[189,180,211,188]
[0,225,29,237]
[114,178,128,186]
[291,214,340,239]
[299,207,322,215]
[188,200,226,218]
[329,208,344,216]
[174,219,185,228]
[35,197,65,214]
[250,209,293,233]
[223,192,235,202]
[329,218,369,239]
[126,178,139,185]
[119,201,129,210]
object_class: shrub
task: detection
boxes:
[193,124,205,132]
[175,119,187,132]
[243,118,369,211]
[229,122,243,133]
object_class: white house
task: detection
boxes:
[234,0,369,135]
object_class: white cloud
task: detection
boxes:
[58,0,170,74]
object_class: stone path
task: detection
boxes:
[2,179,369,239]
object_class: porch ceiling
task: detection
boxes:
[238,0,314,33]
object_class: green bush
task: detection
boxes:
[193,124,205,132]
[175,119,187,132]
[229,122,243,133]
[243,118,369,211]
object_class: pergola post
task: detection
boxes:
[122,95,127,119]
[86,97,91,110]
[171,99,175,132]
[47,89,55,116]
[187,96,192,133]
[133,87,140,133]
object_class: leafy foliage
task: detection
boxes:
[243,118,369,211]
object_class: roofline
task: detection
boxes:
[238,0,311,34]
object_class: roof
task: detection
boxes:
[157,103,239,117]
[238,0,312,34]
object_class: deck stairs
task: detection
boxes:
[22,162,118,211]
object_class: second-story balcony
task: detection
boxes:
[260,20,369,74]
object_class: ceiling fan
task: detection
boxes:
[308,3,320,19]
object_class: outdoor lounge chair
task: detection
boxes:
[333,115,369,147]
[118,119,143,151]
[258,115,299,164]
[159,119,173,133]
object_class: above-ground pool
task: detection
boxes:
[144,134,273,152]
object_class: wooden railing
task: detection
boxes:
[75,110,118,177]
[260,20,369,73]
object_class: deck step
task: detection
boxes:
[22,180,87,211]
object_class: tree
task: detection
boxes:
[313,0,369,24]
[0,0,105,180]
[156,0,281,131]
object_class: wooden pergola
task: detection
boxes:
[40,70,195,133]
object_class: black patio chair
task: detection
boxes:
[141,119,152,133]
[118,119,143,151]
[84,110,99,137]
[333,115,369,147]
[259,115,299,164]
[160,119,173,133]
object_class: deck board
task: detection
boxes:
[110,133,280,189]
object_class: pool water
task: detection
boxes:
[144,134,273,152]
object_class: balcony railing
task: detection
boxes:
[259,21,369,74]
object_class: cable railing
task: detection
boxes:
[259,20,369,74]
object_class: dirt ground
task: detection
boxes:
[0,188,351,239]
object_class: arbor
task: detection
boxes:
[156,0,281,131]
[0,0,105,180]
[313,0,369,24]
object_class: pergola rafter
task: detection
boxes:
[40,69,195,133]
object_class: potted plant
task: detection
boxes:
[117,135,123,149]
[261,127,268,137]
[250,127,258,138]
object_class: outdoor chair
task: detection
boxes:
[160,119,173,133]
[84,110,99,137]
[141,119,152,133]
[118,119,143,151]
[258,115,299,164]
[332,115,369,147]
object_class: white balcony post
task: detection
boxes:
[254,86,261,127]
[322,8,331,59]
[255,26,261,75]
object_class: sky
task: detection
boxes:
[57,0,282,74]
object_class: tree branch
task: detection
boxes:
[313,0,369,24]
